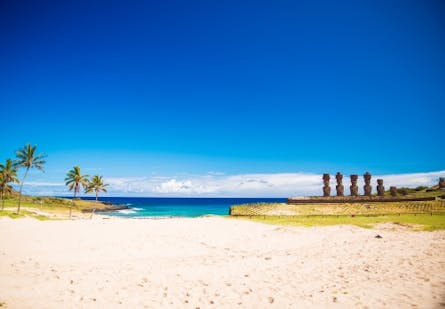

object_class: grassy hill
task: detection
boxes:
[0,195,119,220]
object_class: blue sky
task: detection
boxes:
[1,0,444,196]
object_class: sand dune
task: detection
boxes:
[0,217,444,308]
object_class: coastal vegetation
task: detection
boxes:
[0,144,112,219]
[0,159,19,210]
[65,166,90,218]
[85,175,109,202]
[0,195,117,220]
[64,166,110,216]
[65,166,90,198]
[14,144,46,214]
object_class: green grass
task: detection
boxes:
[0,210,51,221]
[0,210,26,219]
[1,198,69,210]
[33,214,52,221]
[234,213,445,231]
[1,195,109,213]
[0,195,111,220]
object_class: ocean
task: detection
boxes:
[76,197,286,218]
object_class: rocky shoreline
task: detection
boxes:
[81,205,130,213]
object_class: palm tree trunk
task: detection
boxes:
[1,189,4,211]
[70,185,79,219]
[17,167,29,214]
[95,190,98,202]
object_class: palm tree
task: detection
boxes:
[65,166,89,218]
[15,145,46,214]
[0,181,14,210]
[0,159,20,210]
[85,175,108,202]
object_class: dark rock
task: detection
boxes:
[81,205,129,213]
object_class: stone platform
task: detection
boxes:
[287,196,436,204]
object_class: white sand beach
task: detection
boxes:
[0,217,444,308]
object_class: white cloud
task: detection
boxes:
[153,179,216,194]
[17,170,445,197]
[375,171,445,188]
[21,181,64,187]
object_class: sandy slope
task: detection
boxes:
[0,217,444,308]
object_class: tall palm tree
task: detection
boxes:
[0,159,20,210]
[15,145,46,214]
[65,166,89,218]
[85,175,109,202]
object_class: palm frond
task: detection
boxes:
[65,166,90,194]
[0,159,19,185]
[85,175,109,199]
[15,144,46,171]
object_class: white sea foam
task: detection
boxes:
[137,216,175,219]
[132,207,143,210]
[118,209,137,214]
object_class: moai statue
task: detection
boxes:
[335,172,344,196]
[377,179,385,196]
[350,174,359,196]
[390,186,397,197]
[363,172,372,196]
[322,173,331,197]
[439,178,445,190]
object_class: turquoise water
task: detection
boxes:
[77,197,286,218]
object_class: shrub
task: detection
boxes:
[414,186,428,191]
[397,188,409,196]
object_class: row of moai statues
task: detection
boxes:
[440,177,445,190]
[322,172,394,197]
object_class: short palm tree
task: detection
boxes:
[0,175,13,211]
[65,166,89,218]
[86,175,108,202]
[0,159,20,210]
[15,145,46,214]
